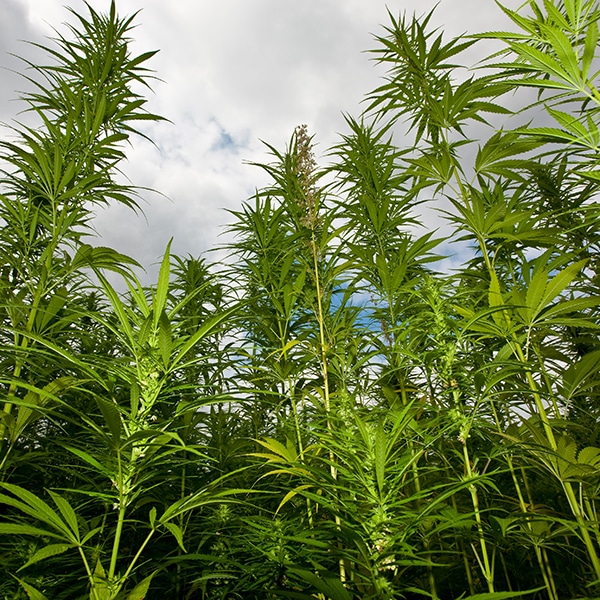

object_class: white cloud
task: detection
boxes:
[5,0,523,279]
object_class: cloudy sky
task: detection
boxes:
[1,0,522,279]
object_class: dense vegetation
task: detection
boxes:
[1,0,600,598]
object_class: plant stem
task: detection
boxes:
[462,441,495,593]
[108,451,127,585]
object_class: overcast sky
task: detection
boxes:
[2,0,522,279]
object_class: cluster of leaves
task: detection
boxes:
[1,0,600,599]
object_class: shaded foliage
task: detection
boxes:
[1,1,600,599]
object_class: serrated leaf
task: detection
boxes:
[289,569,352,600]
[0,523,65,540]
[170,306,237,371]
[96,397,122,444]
[0,483,72,539]
[125,572,156,600]
[163,522,186,552]
[158,311,173,369]
[18,543,74,571]
[474,130,541,176]
[64,446,113,478]
[47,490,80,541]
[276,484,313,515]
[14,578,48,600]
[154,240,172,328]
[525,260,588,326]
[582,19,598,80]
[562,350,600,400]
[557,435,577,463]
[374,420,387,495]
[91,558,111,600]
[254,437,297,463]
[578,446,600,467]
[462,590,543,599]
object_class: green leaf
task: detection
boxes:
[18,543,74,571]
[459,590,543,599]
[506,40,576,86]
[14,578,48,600]
[95,397,123,445]
[289,569,352,600]
[170,306,237,372]
[276,484,314,515]
[474,131,541,177]
[160,487,243,523]
[73,244,140,279]
[374,420,387,495]
[11,391,41,445]
[96,272,135,345]
[0,484,73,540]
[34,287,68,333]
[154,240,172,328]
[523,259,587,326]
[254,437,297,463]
[47,489,80,541]
[163,522,186,552]
[561,350,600,401]
[0,523,65,540]
[63,446,113,478]
[547,107,590,138]
[158,311,173,369]
[488,271,512,330]
[90,558,111,600]
[124,572,156,600]
[539,296,600,322]
[582,19,598,80]
[578,446,600,467]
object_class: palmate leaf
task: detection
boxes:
[253,437,298,463]
[577,446,600,468]
[8,330,108,393]
[575,167,600,180]
[71,244,140,279]
[561,349,600,400]
[0,483,78,543]
[535,296,600,324]
[518,258,588,326]
[474,130,543,177]
[519,124,600,151]
[5,377,74,445]
[547,107,597,140]
[169,305,238,372]
[159,485,245,523]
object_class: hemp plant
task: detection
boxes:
[2,0,600,598]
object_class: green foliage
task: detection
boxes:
[1,0,600,598]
